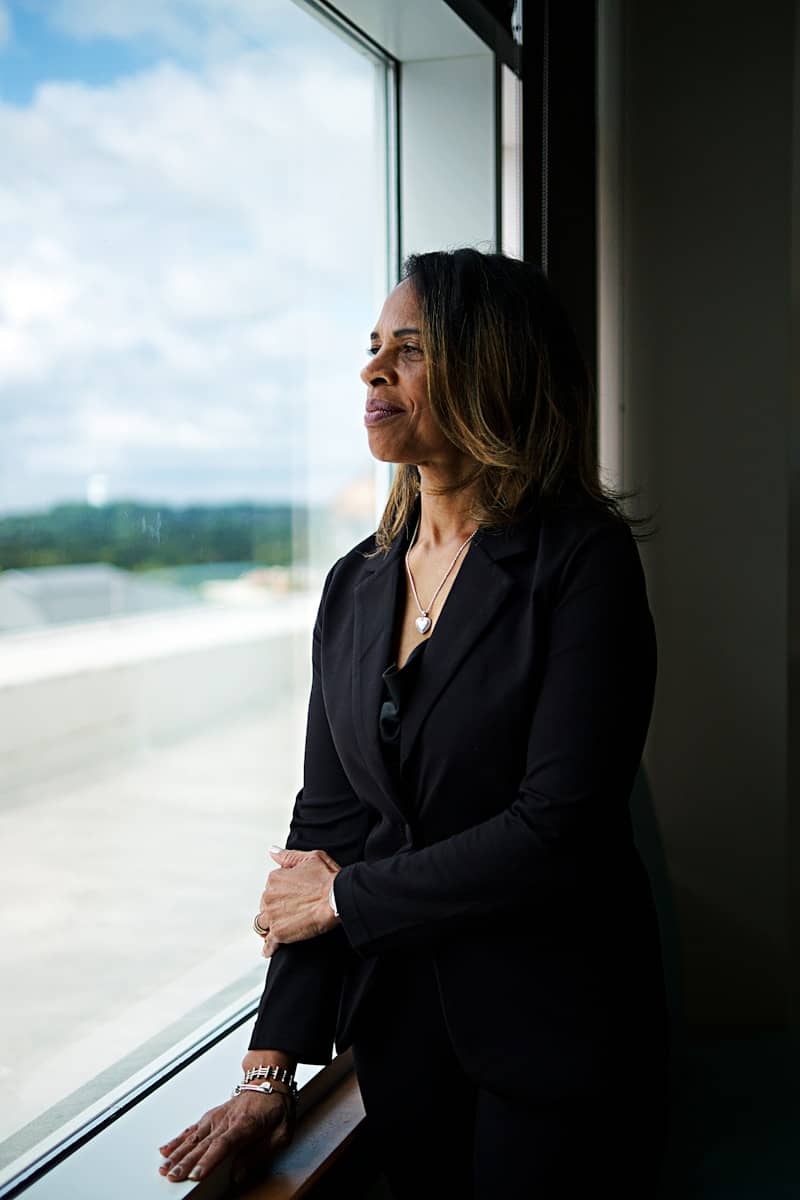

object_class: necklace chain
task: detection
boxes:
[404,517,477,632]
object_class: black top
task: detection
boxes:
[379,639,428,775]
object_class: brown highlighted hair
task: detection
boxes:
[374,248,650,552]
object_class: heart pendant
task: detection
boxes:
[415,615,432,634]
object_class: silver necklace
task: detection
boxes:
[405,517,477,635]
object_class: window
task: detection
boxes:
[0,0,392,1185]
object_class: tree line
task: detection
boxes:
[0,501,306,571]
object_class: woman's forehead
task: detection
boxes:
[372,278,419,333]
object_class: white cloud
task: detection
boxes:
[0,26,387,514]
[0,265,78,323]
[81,398,280,452]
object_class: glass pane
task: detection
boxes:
[0,0,390,1181]
[501,62,523,259]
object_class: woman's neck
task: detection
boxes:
[415,465,480,549]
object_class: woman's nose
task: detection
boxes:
[360,356,392,385]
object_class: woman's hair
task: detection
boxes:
[374,248,651,552]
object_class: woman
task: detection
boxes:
[158,249,670,1197]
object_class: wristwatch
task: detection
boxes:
[328,879,340,920]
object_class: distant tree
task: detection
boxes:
[0,501,301,572]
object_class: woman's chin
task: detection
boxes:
[365,429,405,463]
[366,443,396,464]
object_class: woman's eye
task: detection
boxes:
[364,343,422,358]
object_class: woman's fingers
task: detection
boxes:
[262,933,280,958]
[159,1116,211,1179]
[159,1123,200,1156]
[313,849,339,871]
[181,1121,258,1183]
[158,1095,291,1183]
[269,847,339,871]
[269,846,308,868]
[255,849,341,952]
[159,1124,216,1178]
[183,1104,287,1183]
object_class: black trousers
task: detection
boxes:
[351,949,668,1200]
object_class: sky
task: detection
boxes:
[0,0,388,515]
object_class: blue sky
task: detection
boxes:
[0,0,386,517]
[0,3,150,104]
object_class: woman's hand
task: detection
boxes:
[158,1089,294,1184]
[255,846,341,958]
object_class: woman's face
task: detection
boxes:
[360,278,461,472]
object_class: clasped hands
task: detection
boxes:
[254,846,341,958]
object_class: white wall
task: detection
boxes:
[400,54,496,258]
[328,0,497,264]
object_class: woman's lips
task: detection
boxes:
[364,405,403,426]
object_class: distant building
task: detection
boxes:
[0,563,197,632]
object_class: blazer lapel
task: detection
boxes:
[351,528,408,822]
[398,504,541,772]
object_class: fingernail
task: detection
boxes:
[188,1166,203,1180]
[168,1164,184,1178]
[269,844,284,852]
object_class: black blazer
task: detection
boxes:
[250,491,669,1103]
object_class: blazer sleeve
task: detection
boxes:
[333,521,657,958]
[248,562,371,1062]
